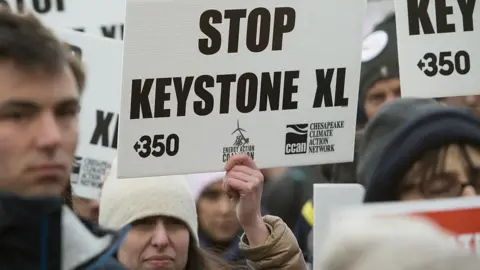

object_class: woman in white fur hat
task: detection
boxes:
[99,154,306,270]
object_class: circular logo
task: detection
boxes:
[361,30,389,63]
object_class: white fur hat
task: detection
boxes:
[320,214,478,270]
[187,172,225,202]
[99,157,199,245]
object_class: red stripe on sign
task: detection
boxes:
[409,208,480,235]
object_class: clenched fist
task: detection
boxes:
[223,154,268,246]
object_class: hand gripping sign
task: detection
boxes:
[334,197,480,254]
[394,0,479,98]
[117,0,366,178]
[57,28,123,199]
[2,0,125,39]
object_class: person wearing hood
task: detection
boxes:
[188,171,246,266]
[359,98,480,202]
[100,155,306,270]
[0,8,126,269]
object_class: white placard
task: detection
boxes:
[56,28,123,199]
[395,0,479,98]
[3,0,125,39]
[313,184,365,270]
[118,0,366,178]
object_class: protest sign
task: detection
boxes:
[56,28,122,199]
[335,197,480,254]
[395,0,479,98]
[2,0,125,39]
[117,0,366,177]
[313,184,365,270]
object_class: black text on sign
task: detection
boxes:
[313,68,349,108]
[74,25,125,40]
[90,110,118,149]
[198,7,296,54]
[129,6,349,120]
[101,24,124,40]
[129,72,300,119]
[407,0,475,35]
[133,134,180,158]
[418,50,471,77]
[4,0,65,13]
[129,68,349,119]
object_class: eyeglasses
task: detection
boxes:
[416,171,479,199]
[402,144,480,199]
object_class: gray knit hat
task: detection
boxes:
[357,98,444,187]
[99,158,199,245]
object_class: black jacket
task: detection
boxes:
[0,192,128,270]
[263,166,329,229]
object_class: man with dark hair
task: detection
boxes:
[0,8,126,269]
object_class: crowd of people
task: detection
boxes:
[1,5,480,270]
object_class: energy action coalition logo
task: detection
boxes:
[222,120,255,162]
[285,124,308,155]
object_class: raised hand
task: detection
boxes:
[223,154,268,246]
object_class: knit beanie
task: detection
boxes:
[357,98,440,186]
[359,98,480,202]
[187,172,225,202]
[99,158,199,245]
[357,13,399,127]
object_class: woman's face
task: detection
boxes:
[400,145,479,200]
[442,95,480,119]
[197,180,241,243]
[117,216,190,270]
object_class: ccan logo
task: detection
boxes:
[285,124,308,155]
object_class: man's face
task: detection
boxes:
[363,77,401,120]
[0,61,79,196]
